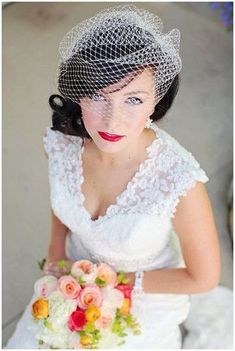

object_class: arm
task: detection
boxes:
[47,209,69,263]
[127,181,221,294]
[42,209,72,277]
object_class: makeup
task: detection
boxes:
[98,131,125,142]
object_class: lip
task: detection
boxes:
[98,131,125,142]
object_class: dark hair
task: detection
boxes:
[48,74,180,142]
[48,23,180,144]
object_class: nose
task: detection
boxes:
[102,102,123,129]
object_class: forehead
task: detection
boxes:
[100,68,154,95]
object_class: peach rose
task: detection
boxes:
[57,276,81,299]
[95,306,115,329]
[96,263,118,287]
[34,275,57,298]
[32,299,49,319]
[77,284,103,309]
[71,260,98,285]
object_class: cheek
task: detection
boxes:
[81,110,99,130]
[127,106,152,129]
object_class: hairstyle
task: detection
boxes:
[48,23,180,145]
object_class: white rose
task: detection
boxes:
[98,329,121,349]
[101,285,124,309]
[34,275,57,298]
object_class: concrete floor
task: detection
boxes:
[3,2,233,347]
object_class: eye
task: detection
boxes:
[89,93,105,101]
[126,97,143,105]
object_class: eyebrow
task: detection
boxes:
[123,90,150,96]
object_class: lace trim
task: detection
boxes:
[43,124,209,224]
[78,123,163,223]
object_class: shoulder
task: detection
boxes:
[155,126,209,218]
[43,126,83,158]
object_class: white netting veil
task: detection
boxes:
[55,4,182,121]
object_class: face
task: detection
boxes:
[79,67,156,154]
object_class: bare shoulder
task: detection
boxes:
[172,181,221,289]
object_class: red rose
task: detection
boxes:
[68,308,86,332]
[116,284,133,306]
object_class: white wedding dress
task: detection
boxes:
[6,123,230,349]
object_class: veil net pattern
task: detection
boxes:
[55,4,182,116]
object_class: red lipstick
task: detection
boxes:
[98,131,124,142]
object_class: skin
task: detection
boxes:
[46,68,221,294]
[79,68,157,167]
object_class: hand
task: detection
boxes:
[125,272,135,286]
[42,259,73,279]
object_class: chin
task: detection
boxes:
[94,138,126,153]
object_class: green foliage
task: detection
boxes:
[38,258,46,271]
[95,277,106,287]
[117,271,130,284]
[112,309,128,338]
[112,308,141,342]
[77,275,87,284]
[43,319,53,330]
[57,260,65,269]
[79,322,102,348]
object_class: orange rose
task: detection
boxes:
[80,334,93,346]
[32,299,49,319]
[85,305,101,322]
[120,298,131,316]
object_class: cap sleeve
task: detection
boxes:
[42,126,81,158]
[160,143,209,220]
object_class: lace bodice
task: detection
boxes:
[43,123,209,272]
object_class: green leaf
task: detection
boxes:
[77,276,86,284]
[133,329,142,335]
[57,260,65,269]
[43,319,53,330]
[117,271,130,284]
[38,340,44,345]
[38,258,46,271]
[118,340,126,346]
[95,277,106,287]
[79,330,87,337]
[83,322,96,333]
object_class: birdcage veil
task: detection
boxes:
[54,4,182,119]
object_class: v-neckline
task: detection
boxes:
[78,124,162,224]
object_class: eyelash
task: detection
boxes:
[89,94,143,105]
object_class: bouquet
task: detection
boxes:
[31,259,141,349]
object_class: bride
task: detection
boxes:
[6,4,221,349]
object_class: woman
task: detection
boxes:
[6,4,220,349]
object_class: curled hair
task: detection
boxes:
[48,73,180,145]
[49,23,180,144]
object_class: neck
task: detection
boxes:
[86,128,156,168]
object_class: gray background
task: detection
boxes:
[3,1,233,346]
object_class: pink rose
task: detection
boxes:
[71,260,98,285]
[97,263,118,287]
[57,276,81,299]
[34,275,57,298]
[77,284,103,309]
